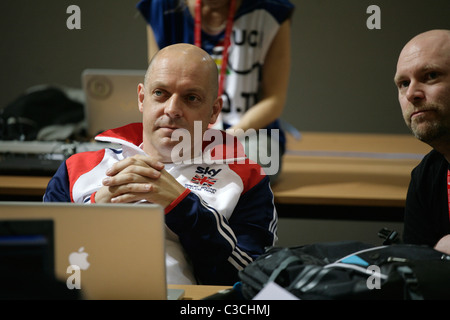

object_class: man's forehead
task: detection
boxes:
[399,32,450,65]
[396,47,426,73]
[146,71,209,97]
[396,42,449,76]
[150,54,208,75]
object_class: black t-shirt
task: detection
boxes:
[403,149,450,246]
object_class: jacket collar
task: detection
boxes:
[94,122,247,162]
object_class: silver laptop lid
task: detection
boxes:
[82,69,146,137]
[0,202,166,300]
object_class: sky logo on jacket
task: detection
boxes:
[186,166,222,194]
[195,166,222,177]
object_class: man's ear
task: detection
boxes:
[137,83,145,113]
[209,96,223,125]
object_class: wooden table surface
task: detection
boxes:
[0,132,431,207]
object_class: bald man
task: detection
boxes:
[394,30,450,254]
[44,44,278,285]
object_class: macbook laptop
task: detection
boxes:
[0,201,181,300]
[82,69,146,137]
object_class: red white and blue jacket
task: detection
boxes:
[43,123,278,285]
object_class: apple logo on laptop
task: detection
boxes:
[69,247,90,270]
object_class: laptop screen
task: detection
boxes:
[0,219,54,276]
[0,202,167,300]
[82,69,146,137]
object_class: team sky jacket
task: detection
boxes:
[43,123,278,285]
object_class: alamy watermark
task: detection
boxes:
[66,4,380,30]
[366,265,382,289]
[65,247,384,291]
[366,5,381,30]
[66,5,81,30]
[170,121,280,175]
[66,247,89,289]
[66,5,380,31]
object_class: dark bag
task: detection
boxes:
[0,86,84,141]
[238,241,450,300]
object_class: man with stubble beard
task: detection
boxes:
[394,29,450,254]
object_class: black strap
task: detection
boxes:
[397,265,424,300]
[267,256,301,283]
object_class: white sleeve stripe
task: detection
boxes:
[232,247,253,266]
[269,207,277,234]
[228,256,244,271]
[235,245,253,262]
[268,186,278,243]
[199,198,237,249]
[198,198,255,269]
[199,198,237,241]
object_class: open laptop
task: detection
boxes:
[82,69,146,137]
[0,201,182,300]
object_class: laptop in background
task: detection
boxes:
[82,69,146,137]
[0,202,175,300]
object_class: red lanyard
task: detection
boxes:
[447,170,450,221]
[194,0,236,97]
